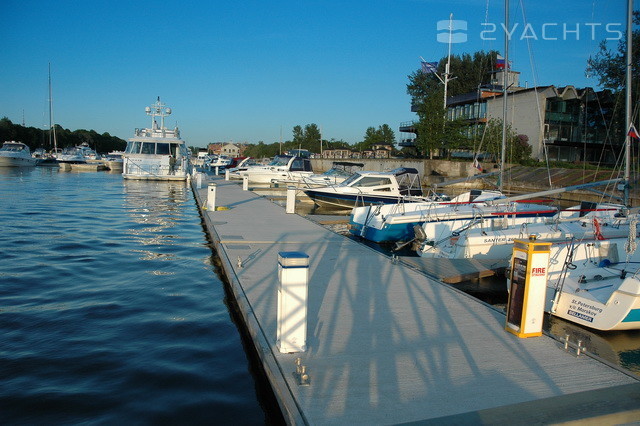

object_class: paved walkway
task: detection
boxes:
[192,175,639,425]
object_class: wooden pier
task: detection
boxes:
[401,257,508,284]
[191,174,640,424]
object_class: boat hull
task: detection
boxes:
[0,156,37,167]
[303,190,410,210]
[546,278,640,331]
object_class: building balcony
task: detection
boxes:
[399,120,417,134]
[398,138,416,147]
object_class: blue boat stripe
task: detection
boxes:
[622,309,640,323]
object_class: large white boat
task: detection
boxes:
[122,98,191,181]
[0,141,38,167]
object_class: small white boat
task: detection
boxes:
[122,98,192,181]
[239,155,313,184]
[57,146,88,164]
[206,155,232,169]
[0,141,38,167]
[295,161,364,187]
[226,157,264,178]
[104,152,124,171]
[302,168,430,210]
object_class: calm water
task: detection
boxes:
[0,167,281,424]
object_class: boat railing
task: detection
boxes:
[125,159,168,178]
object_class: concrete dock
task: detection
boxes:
[191,174,640,424]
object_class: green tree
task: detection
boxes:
[361,125,396,150]
[0,117,126,153]
[378,124,396,146]
[413,92,466,159]
[479,118,532,165]
[407,50,499,107]
[292,125,304,147]
[586,11,640,145]
[407,51,499,159]
[587,11,640,91]
[303,123,321,152]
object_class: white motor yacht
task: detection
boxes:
[0,141,38,167]
[122,98,192,181]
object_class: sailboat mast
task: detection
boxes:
[625,0,633,206]
[48,62,58,153]
[500,0,509,193]
[443,13,453,110]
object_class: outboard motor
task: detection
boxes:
[413,224,427,242]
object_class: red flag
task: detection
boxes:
[628,124,640,140]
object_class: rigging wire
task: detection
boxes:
[518,0,552,188]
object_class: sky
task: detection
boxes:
[1,0,631,148]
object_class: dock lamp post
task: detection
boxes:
[276,252,309,353]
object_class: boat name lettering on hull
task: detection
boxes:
[567,309,595,322]
[482,236,515,244]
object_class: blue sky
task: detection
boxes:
[1,0,630,148]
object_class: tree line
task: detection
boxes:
[242,123,397,158]
[0,117,127,154]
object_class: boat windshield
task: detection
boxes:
[341,173,363,186]
[1,145,24,152]
[271,156,290,166]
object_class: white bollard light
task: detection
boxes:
[196,172,202,189]
[215,166,219,175]
[242,175,249,191]
[207,183,217,211]
[277,252,309,353]
[286,186,296,214]
[225,169,230,181]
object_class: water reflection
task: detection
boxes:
[122,180,192,267]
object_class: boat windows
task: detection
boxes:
[141,142,155,154]
[156,143,170,155]
[290,158,312,172]
[355,177,393,188]
[342,173,363,186]
[273,156,290,166]
[126,141,142,154]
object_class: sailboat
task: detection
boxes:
[37,63,60,167]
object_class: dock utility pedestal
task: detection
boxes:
[277,252,309,353]
[506,238,551,338]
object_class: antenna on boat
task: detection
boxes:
[146,97,171,131]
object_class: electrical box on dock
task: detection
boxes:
[506,238,551,338]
